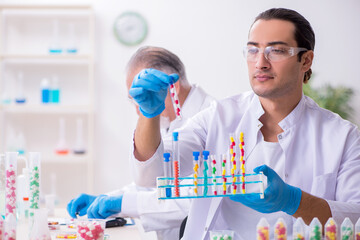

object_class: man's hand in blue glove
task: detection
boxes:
[129,68,179,118]
[230,165,302,215]
[86,195,123,219]
[67,193,97,218]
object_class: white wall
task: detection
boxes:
[91,0,360,194]
[2,0,359,195]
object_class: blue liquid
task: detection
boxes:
[42,89,50,103]
[49,48,62,54]
[15,98,26,104]
[51,89,60,103]
[67,48,78,54]
[166,188,172,198]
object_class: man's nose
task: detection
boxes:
[255,53,271,70]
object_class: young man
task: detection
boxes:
[129,9,360,239]
[67,46,214,240]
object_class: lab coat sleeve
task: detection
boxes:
[129,134,165,188]
[327,126,360,224]
[130,103,216,187]
[118,189,191,232]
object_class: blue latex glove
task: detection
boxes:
[129,68,179,118]
[67,193,97,218]
[87,195,123,219]
[230,165,302,215]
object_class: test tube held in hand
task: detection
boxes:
[169,82,182,119]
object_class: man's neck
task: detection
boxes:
[259,93,302,142]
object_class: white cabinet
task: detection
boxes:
[0,5,95,205]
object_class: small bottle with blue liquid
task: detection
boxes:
[41,78,51,104]
[51,75,60,104]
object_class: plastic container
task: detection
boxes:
[76,219,106,240]
[274,218,287,240]
[309,217,322,240]
[293,217,305,240]
[209,230,234,240]
[256,217,269,240]
[340,217,353,240]
[325,218,338,240]
[355,218,360,240]
[29,209,51,240]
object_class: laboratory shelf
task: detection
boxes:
[0,104,92,114]
[0,54,92,61]
[0,4,95,204]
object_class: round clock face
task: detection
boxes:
[113,11,148,46]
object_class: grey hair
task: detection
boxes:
[126,46,187,82]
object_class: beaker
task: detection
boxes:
[29,209,51,240]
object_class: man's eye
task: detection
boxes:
[248,48,259,54]
[270,48,287,54]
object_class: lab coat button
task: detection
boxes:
[258,124,262,128]
[285,173,288,178]
[205,227,208,231]
[278,135,283,139]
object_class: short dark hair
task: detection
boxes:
[253,8,315,83]
[127,46,187,82]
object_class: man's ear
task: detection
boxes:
[301,50,314,73]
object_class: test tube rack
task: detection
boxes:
[157,172,265,200]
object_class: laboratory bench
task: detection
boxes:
[16,208,143,240]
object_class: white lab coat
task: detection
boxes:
[124,85,215,240]
[132,91,360,239]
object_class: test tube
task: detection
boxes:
[29,152,41,219]
[309,217,322,240]
[355,218,360,240]
[163,153,172,198]
[192,152,200,196]
[325,218,338,240]
[221,154,227,195]
[5,152,18,239]
[293,217,306,240]
[257,217,269,240]
[229,134,237,194]
[169,82,182,119]
[202,151,210,197]
[239,132,245,194]
[274,218,287,240]
[340,217,353,240]
[172,132,180,197]
[210,155,217,196]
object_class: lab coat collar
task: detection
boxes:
[278,93,306,131]
[238,93,264,160]
[180,84,208,119]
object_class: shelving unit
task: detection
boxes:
[0,4,95,205]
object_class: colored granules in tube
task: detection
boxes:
[310,225,322,240]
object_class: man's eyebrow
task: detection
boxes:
[246,41,290,46]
